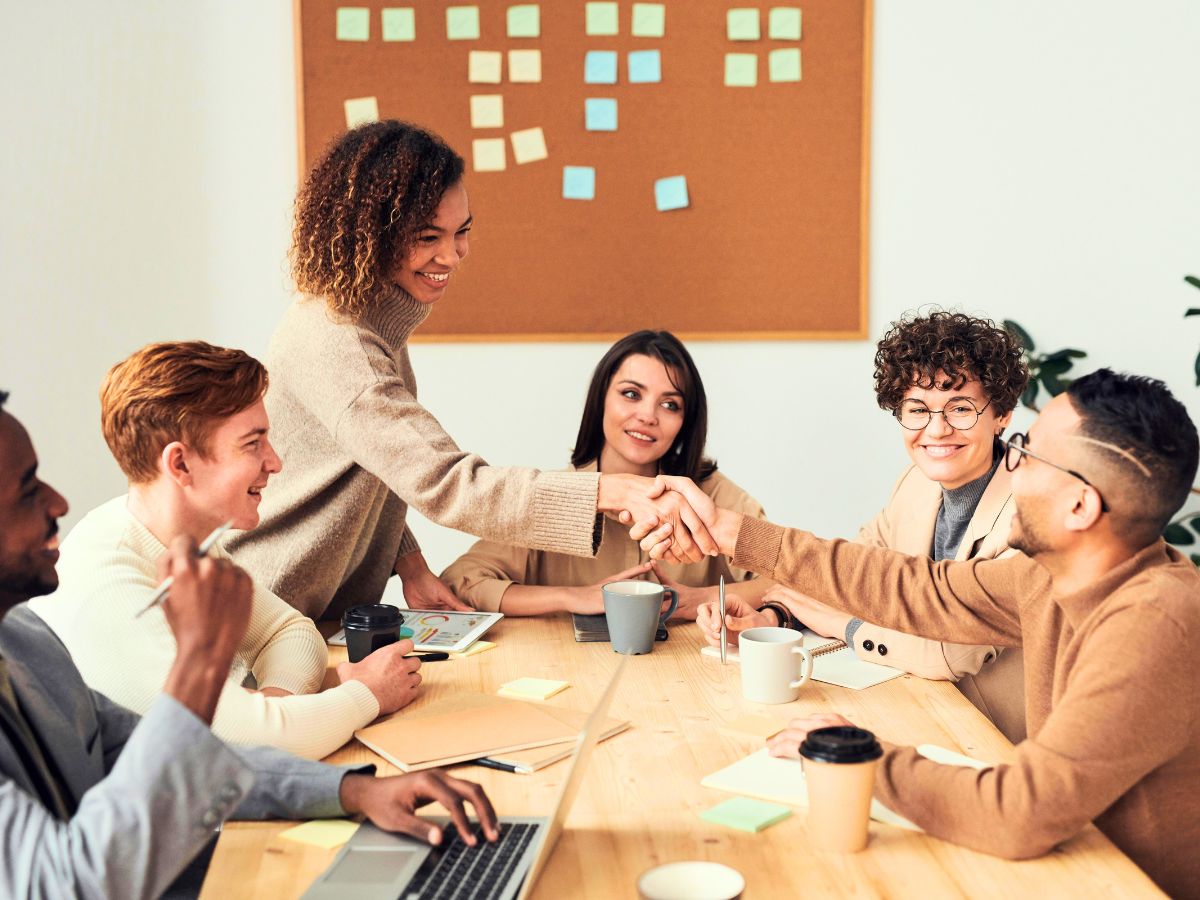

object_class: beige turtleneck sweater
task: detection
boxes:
[226,292,602,621]
[733,517,1200,899]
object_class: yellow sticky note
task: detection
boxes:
[586,1,619,35]
[472,138,507,172]
[279,819,360,850]
[470,95,504,129]
[508,49,542,83]
[507,4,540,38]
[446,6,480,40]
[509,127,548,165]
[722,714,788,741]
[726,8,760,41]
[768,7,802,40]
[724,53,757,87]
[343,96,379,128]
[498,676,568,700]
[631,3,665,38]
[468,50,503,84]
[451,639,496,659]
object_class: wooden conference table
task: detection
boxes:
[200,616,1162,899]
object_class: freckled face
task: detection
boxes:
[389,182,472,304]
[598,355,686,478]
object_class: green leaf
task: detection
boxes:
[1041,348,1088,362]
[1038,357,1073,376]
[1186,308,1200,317]
[1185,275,1200,290]
[1003,319,1035,352]
[1020,382,1040,410]
[1041,371,1068,396]
[1194,351,1200,387]
[1191,554,1200,568]
[1163,523,1195,545]
[1189,515,1200,532]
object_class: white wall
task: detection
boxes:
[3,1,1199,583]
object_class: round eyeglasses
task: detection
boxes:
[894,398,991,431]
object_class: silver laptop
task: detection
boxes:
[302,657,628,900]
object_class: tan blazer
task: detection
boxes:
[852,463,1027,743]
[441,461,767,611]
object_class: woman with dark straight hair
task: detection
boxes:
[441,330,771,620]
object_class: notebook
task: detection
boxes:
[354,692,579,772]
[701,629,903,690]
[478,707,630,773]
[572,612,667,644]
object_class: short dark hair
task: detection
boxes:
[571,331,717,482]
[1066,368,1199,546]
[874,310,1029,415]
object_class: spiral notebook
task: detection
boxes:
[701,630,903,691]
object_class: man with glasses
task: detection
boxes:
[653,369,1200,897]
[697,311,1031,742]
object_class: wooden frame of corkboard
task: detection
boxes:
[294,0,872,341]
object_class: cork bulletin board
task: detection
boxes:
[294,0,871,340]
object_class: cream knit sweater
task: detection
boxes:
[29,497,379,759]
[227,291,601,621]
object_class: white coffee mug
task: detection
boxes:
[738,626,813,704]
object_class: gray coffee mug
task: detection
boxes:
[602,580,678,655]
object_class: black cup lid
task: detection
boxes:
[799,726,882,764]
[342,604,404,629]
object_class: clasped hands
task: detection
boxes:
[600,473,738,563]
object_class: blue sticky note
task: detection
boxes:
[585,98,618,131]
[628,49,661,83]
[563,166,596,200]
[584,50,618,84]
[654,175,688,211]
[336,7,370,41]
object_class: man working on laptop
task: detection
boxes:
[0,390,497,898]
[654,370,1200,898]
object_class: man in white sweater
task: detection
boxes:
[31,342,421,758]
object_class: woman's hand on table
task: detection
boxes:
[339,769,499,847]
[761,585,852,640]
[767,713,855,758]
[695,594,773,647]
[336,640,422,715]
[564,562,657,614]
[649,568,706,621]
[396,551,472,611]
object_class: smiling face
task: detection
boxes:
[899,373,1012,490]
[389,181,472,304]
[0,413,69,608]
[597,354,686,477]
[176,399,282,532]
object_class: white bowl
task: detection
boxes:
[637,861,746,900]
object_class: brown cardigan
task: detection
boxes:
[733,517,1200,899]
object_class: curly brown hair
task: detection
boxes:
[873,310,1029,415]
[291,121,464,318]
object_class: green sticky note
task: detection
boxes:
[724,53,758,87]
[726,8,760,41]
[585,2,619,36]
[507,4,540,38]
[381,8,415,41]
[769,48,801,82]
[336,7,370,41]
[280,819,361,849]
[631,3,665,38]
[446,6,480,40]
[700,797,792,833]
[768,7,802,40]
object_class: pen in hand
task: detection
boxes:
[135,520,233,619]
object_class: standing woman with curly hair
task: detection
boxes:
[227,121,713,622]
[697,310,1032,742]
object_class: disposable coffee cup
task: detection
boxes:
[738,627,813,704]
[799,726,883,852]
[603,580,677,655]
[341,604,414,663]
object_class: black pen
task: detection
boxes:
[469,757,520,773]
[406,652,450,662]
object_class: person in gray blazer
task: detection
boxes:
[0,392,499,899]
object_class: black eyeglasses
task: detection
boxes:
[1003,432,1109,513]
[894,398,991,431]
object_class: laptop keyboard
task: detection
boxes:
[404,822,538,900]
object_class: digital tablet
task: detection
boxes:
[328,609,503,653]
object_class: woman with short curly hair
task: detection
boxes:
[698,309,1032,743]
[227,121,712,623]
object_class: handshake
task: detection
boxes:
[598,473,741,564]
